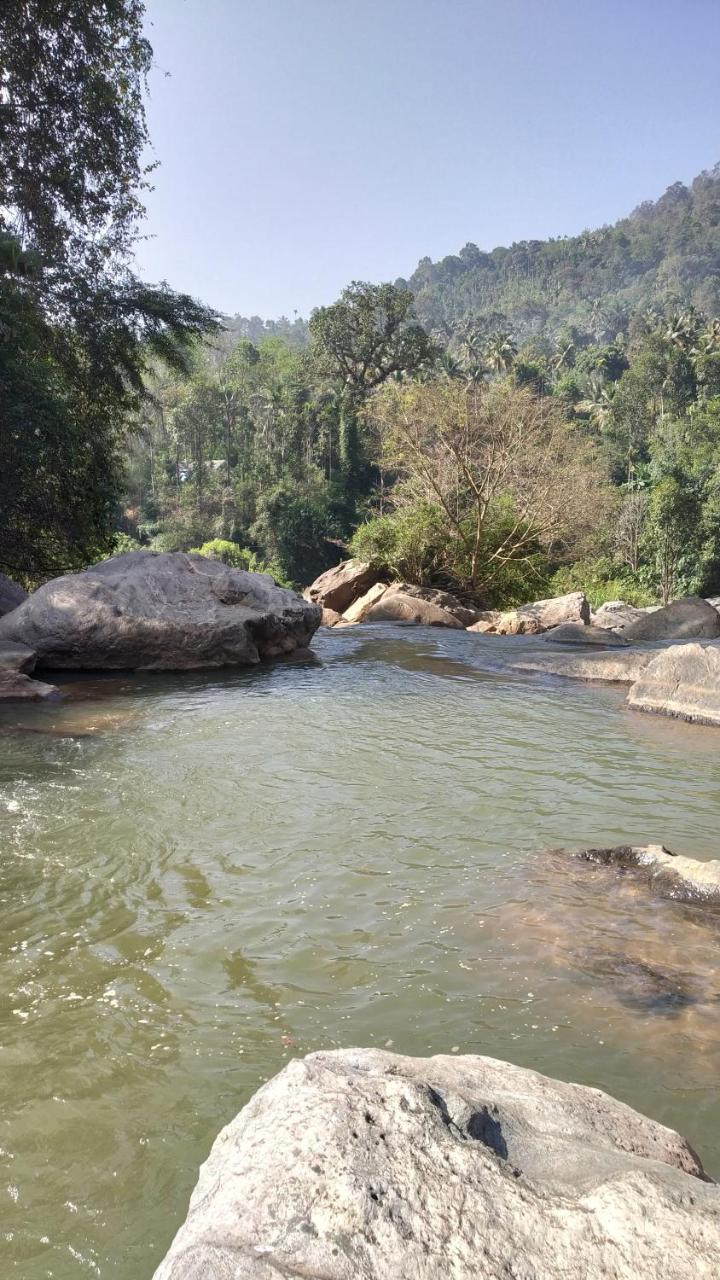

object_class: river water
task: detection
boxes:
[2,624,720,1277]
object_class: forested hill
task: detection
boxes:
[396,165,720,341]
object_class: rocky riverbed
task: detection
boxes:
[3,560,720,1276]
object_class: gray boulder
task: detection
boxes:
[0,642,58,701]
[592,600,651,631]
[154,1047,719,1280]
[543,622,628,646]
[341,581,389,623]
[561,844,720,907]
[624,595,720,642]
[466,610,503,633]
[0,572,28,617]
[0,552,321,670]
[304,560,381,613]
[627,641,720,725]
[364,583,470,628]
[493,591,590,635]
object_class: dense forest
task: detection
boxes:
[3,2,720,612]
[401,168,720,341]
[118,170,720,609]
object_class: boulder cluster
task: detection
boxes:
[307,560,720,728]
[305,560,592,633]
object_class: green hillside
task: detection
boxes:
[398,165,720,341]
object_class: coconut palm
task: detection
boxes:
[578,377,616,431]
[485,330,517,375]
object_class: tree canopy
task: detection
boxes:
[0,0,217,579]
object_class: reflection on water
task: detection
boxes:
[1,624,720,1277]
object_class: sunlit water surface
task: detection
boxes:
[2,624,720,1277]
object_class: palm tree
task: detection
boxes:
[578,378,616,431]
[690,317,720,399]
[665,309,700,353]
[436,351,464,382]
[485,330,517,376]
[456,319,485,366]
[549,340,574,385]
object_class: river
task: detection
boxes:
[2,624,719,1277]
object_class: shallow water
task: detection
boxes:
[2,624,720,1277]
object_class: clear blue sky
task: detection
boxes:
[138,0,720,319]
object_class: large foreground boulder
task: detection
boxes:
[154,1047,719,1280]
[304,560,381,613]
[364,583,473,628]
[561,844,720,907]
[626,641,720,725]
[0,553,321,670]
[0,642,58,701]
[624,595,720,642]
[0,572,28,617]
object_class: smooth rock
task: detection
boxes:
[154,1046,719,1280]
[562,844,720,907]
[627,641,720,725]
[0,642,59,701]
[304,561,381,613]
[0,552,321,670]
[624,596,720,642]
[320,608,343,627]
[494,591,590,635]
[341,582,389,623]
[466,611,502,633]
[364,583,467,628]
[514,648,653,684]
[0,572,28,617]
[544,622,628,646]
[592,600,649,631]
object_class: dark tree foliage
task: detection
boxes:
[0,0,217,580]
[309,282,434,509]
[0,0,151,284]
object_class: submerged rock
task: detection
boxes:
[514,648,653,684]
[0,552,321,671]
[562,844,720,907]
[0,642,58,701]
[0,573,28,617]
[304,560,381,613]
[572,947,704,1016]
[364,582,470,628]
[627,641,720,725]
[154,1046,718,1280]
[624,596,720,642]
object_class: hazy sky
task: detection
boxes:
[138,0,720,319]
